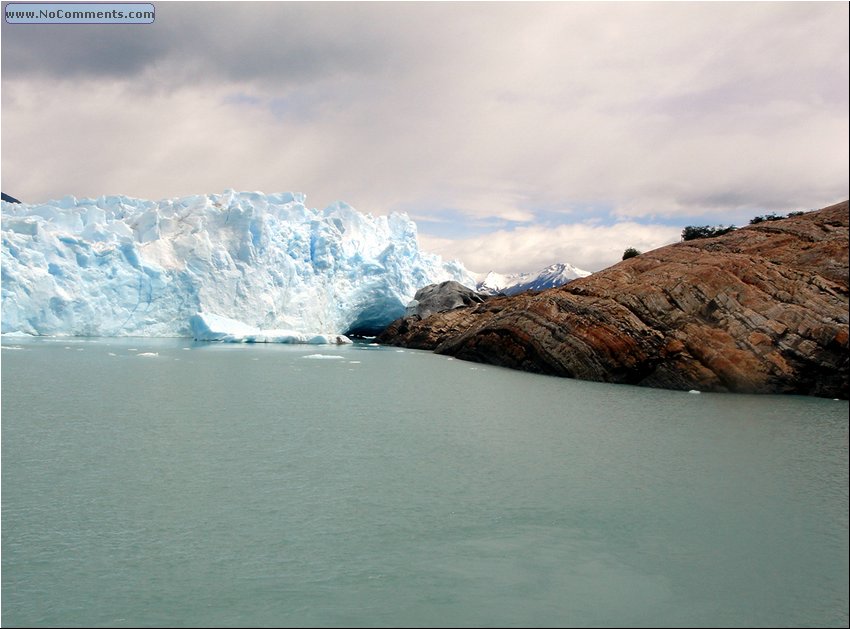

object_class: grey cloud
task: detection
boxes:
[1,2,465,87]
[1,23,166,78]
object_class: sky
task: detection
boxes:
[1,1,848,273]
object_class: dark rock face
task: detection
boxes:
[404,280,488,320]
[379,201,849,399]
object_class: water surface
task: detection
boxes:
[2,338,847,627]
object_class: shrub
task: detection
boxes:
[749,212,783,224]
[622,247,641,260]
[681,225,737,241]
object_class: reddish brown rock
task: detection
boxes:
[379,201,849,398]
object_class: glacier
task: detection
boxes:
[1,190,473,341]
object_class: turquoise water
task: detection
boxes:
[2,338,848,627]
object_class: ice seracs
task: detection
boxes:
[1,190,473,342]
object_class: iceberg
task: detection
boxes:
[1,190,473,341]
[189,312,351,344]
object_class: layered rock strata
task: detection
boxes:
[379,201,849,398]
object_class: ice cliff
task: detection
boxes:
[1,190,473,340]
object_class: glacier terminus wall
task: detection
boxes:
[1,190,473,341]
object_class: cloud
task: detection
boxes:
[1,3,394,85]
[2,2,847,272]
[419,222,683,274]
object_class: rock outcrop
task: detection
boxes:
[379,201,849,399]
[405,281,488,319]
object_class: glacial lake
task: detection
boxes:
[1,337,848,627]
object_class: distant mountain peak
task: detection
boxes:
[476,261,591,296]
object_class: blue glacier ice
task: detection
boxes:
[1,190,473,341]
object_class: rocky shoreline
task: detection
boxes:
[379,201,849,399]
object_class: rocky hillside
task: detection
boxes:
[379,201,849,398]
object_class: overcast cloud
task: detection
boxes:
[2,1,847,272]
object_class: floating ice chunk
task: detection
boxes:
[301,354,346,360]
[189,312,351,345]
[137,352,159,357]
[688,390,701,394]
[190,313,257,341]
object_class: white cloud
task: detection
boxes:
[2,2,847,243]
[420,222,683,274]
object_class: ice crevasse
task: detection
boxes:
[1,190,473,342]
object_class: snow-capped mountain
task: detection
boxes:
[1,190,473,340]
[476,262,591,296]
